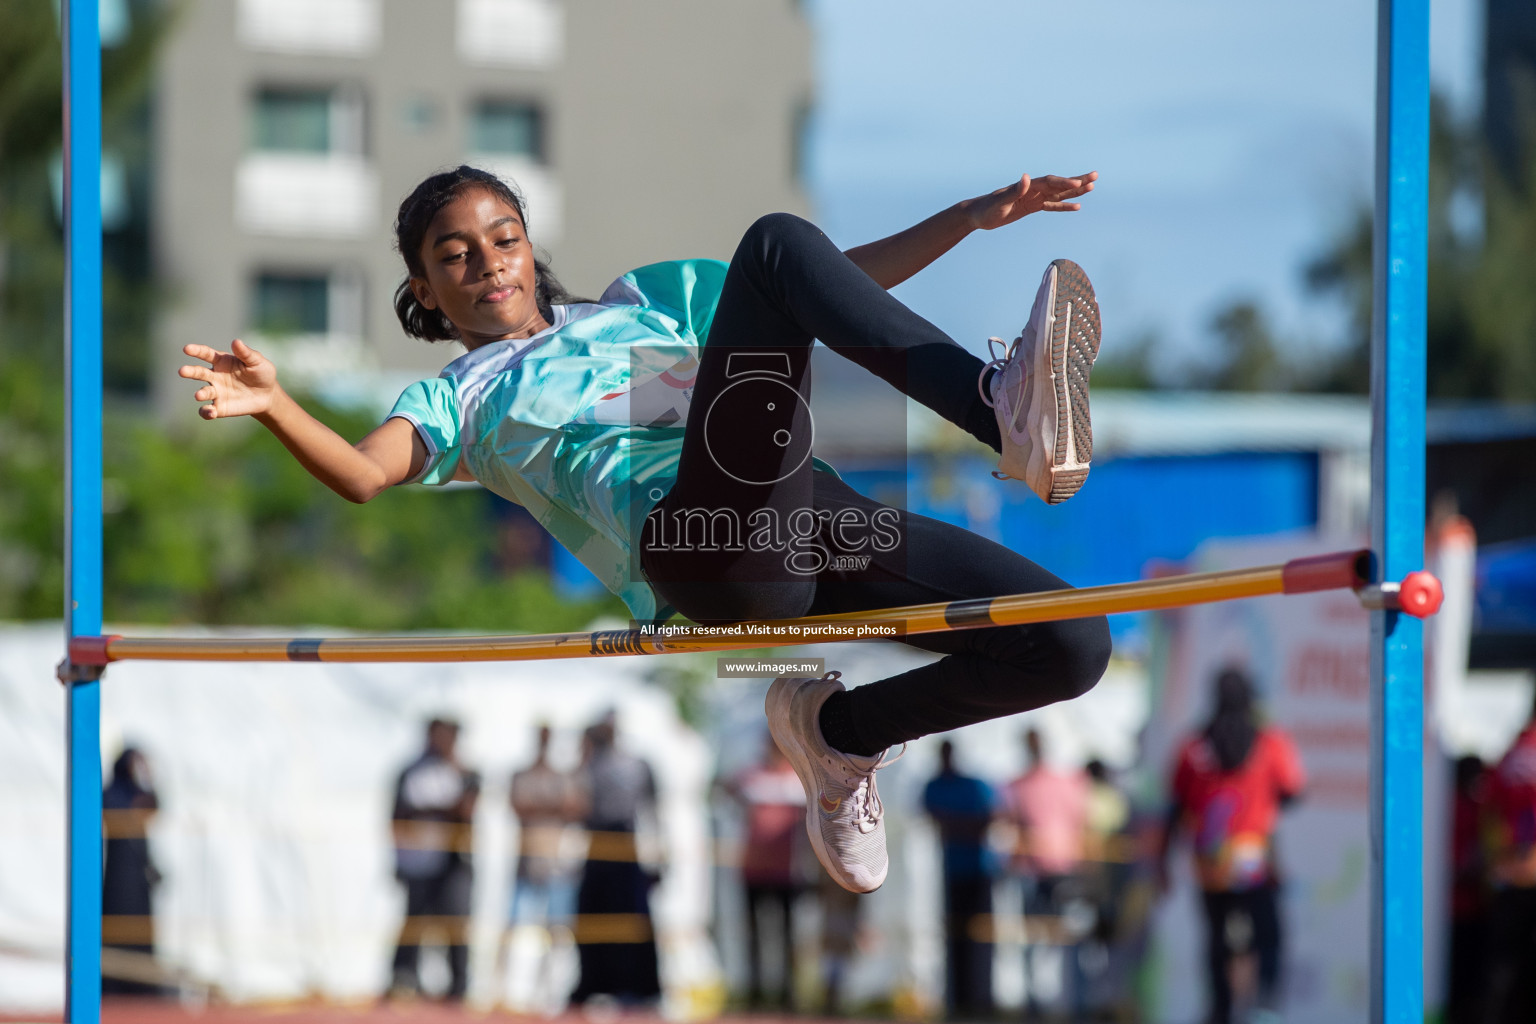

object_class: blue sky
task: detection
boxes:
[804,0,1482,375]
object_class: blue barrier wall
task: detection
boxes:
[554,451,1322,641]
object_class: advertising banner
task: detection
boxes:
[1144,535,1375,1024]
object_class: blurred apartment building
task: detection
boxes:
[150,0,812,411]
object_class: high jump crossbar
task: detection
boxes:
[63,549,1442,666]
[61,0,1429,1019]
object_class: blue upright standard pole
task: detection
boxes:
[62,0,105,1019]
[1370,0,1429,1021]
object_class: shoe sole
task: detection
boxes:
[764,676,883,893]
[1027,259,1100,504]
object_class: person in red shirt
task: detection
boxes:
[1481,694,1536,1024]
[1158,667,1304,1024]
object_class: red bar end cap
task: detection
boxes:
[1398,571,1444,619]
[68,635,119,666]
[1281,549,1375,594]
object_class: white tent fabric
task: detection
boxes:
[0,622,718,1011]
[0,622,1150,1016]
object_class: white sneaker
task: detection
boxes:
[979,258,1101,504]
[765,672,901,893]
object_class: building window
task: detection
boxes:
[240,87,373,237]
[251,87,365,155]
[466,101,561,241]
[247,269,368,382]
[252,90,332,153]
[252,273,331,336]
[470,101,542,161]
[251,269,364,337]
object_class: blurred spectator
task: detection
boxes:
[1445,755,1488,1024]
[818,872,862,1015]
[102,747,162,995]
[1158,667,1303,1024]
[1080,758,1132,1016]
[570,714,663,1006]
[726,736,810,1010]
[389,717,481,1001]
[497,723,583,1004]
[1006,728,1089,1020]
[923,739,998,1018]
[1084,759,1130,845]
[1482,688,1536,1024]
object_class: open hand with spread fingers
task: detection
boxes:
[178,339,281,421]
[966,171,1098,231]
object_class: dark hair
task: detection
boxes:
[392,165,580,342]
[1205,666,1259,773]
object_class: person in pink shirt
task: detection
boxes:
[1006,727,1090,1018]
[1009,729,1089,876]
[727,737,811,1010]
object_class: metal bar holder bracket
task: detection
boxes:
[57,635,116,686]
[1355,571,1443,617]
[56,659,106,687]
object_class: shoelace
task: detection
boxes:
[815,671,908,831]
[976,335,1020,410]
[978,335,1026,481]
[839,743,907,832]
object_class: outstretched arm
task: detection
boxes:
[843,171,1097,289]
[178,339,426,503]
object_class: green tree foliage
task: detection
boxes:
[0,0,168,391]
[1197,301,1287,392]
[3,378,629,629]
[1091,329,1161,390]
[1097,306,1300,393]
[0,356,65,617]
[0,0,165,619]
[99,397,622,630]
[2,361,623,628]
[1305,94,1536,400]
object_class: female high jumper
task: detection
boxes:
[179,165,1112,892]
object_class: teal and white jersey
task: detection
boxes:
[387,259,726,622]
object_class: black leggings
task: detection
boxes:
[1202,886,1283,1024]
[743,882,800,1006]
[640,214,1111,752]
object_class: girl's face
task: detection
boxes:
[409,187,549,349]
